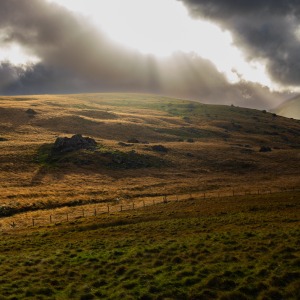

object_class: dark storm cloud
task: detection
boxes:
[0,0,154,92]
[0,0,288,109]
[179,0,300,87]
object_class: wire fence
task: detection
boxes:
[1,186,299,232]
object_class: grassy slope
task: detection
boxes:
[0,93,299,221]
[0,93,299,299]
[0,191,299,299]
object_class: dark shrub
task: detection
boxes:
[151,145,168,153]
[259,146,272,152]
[127,138,139,143]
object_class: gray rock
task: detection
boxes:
[127,138,139,143]
[151,145,168,153]
[26,108,37,115]
[53,134,97,153]
[259,146,272,152]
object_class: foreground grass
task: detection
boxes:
[0,191,299,300]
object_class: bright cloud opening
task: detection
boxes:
[48,0,278,90]
[0,43,40,65]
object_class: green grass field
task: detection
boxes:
[1,191,299,300]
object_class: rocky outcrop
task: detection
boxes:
[127,138,140,144]
[151,145,168,153]
[26,108,37,116]
[53,134,97,153]
[259,146,272,152]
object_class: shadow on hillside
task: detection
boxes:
[30,166,65,185]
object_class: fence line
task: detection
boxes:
[1,187,299,231]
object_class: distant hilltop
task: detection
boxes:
[271,95,300,120]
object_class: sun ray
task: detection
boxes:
[46,1,277,90]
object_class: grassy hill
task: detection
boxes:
[0,93,299,299]
[0,92,299,219]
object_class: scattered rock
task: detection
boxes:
[26,108,37,116]
[151,145,168,153]
[259,146,272,152]
[52,134,97,153]
[0,137,8,141]
[186,138,195,143]
[127,138,139,144]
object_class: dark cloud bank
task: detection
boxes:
[0,0,296,109]
[179,0,300,88]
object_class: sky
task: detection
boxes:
[0,0,299,109]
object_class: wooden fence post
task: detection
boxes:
[94,208,97,216]
[66,213,69,222]
[107,205,110,213]
[10,221,16,228]
[32,218,35,227]
[120,205,123,212]
[82,209,85,217]
[50,215,52,223]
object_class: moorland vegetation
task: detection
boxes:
[0,93,299,299]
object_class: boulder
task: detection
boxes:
[53,134,97,153]
[127,138,140,144]
[151,145,168,153]
[259,146,272,152]
[26,108,37,115]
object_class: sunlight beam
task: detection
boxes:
[47,0,277,90]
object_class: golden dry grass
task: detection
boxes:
[0,93,299,225]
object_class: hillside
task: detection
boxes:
[0,93,299,222]
[0,93,299,299]
[0,190,299,299]
[272,95,300,119]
